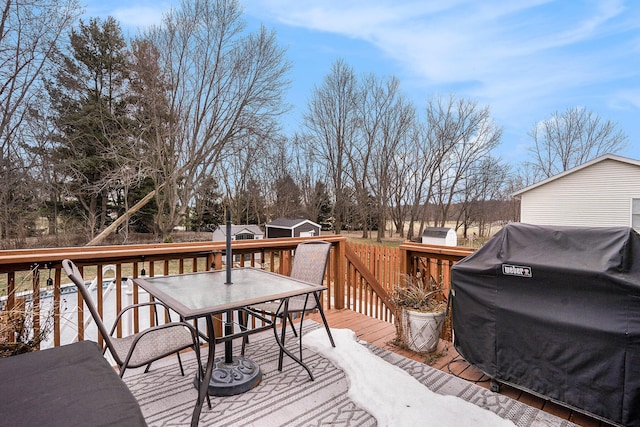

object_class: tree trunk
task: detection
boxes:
[86,189,157,246]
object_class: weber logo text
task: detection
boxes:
[502,264,532,278]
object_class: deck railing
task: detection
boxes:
[0,236,475,350]
[342,242,475,332]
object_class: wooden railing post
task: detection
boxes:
[399,245,410,278]
[77,265,85,341]
[116,264,123,337]
[96,264,104,348]
[32,265,40,350]
[333,239,345,309]
[132,261,140,334]
[212,251,223,270]
[54,266,61,347]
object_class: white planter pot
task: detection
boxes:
[401,308,445,352]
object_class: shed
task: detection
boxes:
[265,218,321,238]
[421,227,457,246]
[512,153,640,231]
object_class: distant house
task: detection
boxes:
[421,227,457,246]
[212,224,263,263]
[212,224,264,242]
[265,218,321,238]
[512,154,640,231]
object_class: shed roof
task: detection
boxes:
[265,217,321,229]
[512,153,640,197]
[422,227,453,238]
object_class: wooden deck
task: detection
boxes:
[307,308,615,427]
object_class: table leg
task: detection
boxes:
[277,299,289,372]
[191,316,215,427]
[224,310,233,363]
[297,294,311,361]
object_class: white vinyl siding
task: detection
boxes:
[520,159,640,227]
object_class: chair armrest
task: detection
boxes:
[109,301,175,336]
[243,303,285,322]
[122,321,201,368]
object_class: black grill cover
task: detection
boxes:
[451,223,640,426]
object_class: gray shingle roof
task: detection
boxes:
[422,227,452,238]
[266,218,312,229]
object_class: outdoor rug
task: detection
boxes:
[123,321,577,427]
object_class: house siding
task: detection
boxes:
[266,227,290,238]
[520,159,640,227]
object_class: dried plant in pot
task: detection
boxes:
[390,274,447,353]
[0,296,56,358]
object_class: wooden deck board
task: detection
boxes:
[307,308,615,427]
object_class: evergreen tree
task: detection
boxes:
[273,173,302,218]
[47,17,132,239]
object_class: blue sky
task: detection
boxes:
[84,0,640,163]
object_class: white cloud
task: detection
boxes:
[84,1,177,34]
[245,0,639,127]
[609,89,640,110]
[110,7,166,29]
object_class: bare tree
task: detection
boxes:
[354,74,415,241]
[120,37,174,240]
[402,120,445,241]
[303,59,358,234]
[286,135,334,226]
[500,161,541,224]
[428,95,502,228]
[217,132,269,225]
[388,136,412,238]
[0,0,80,238]
[455,156,508,238]
[528,106,627,179]
[258,136,304,219]
[141,0,290,237]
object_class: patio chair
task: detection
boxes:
[62,259,201,378]
[242,241,335,354]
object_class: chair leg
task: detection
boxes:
[314,292,335,347]
[288,313,298,337]
[176,351,185,376]
[191,326,211,409]
[298,311,306,362]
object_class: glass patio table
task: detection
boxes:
[133,267,327,427]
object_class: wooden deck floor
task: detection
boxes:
[307,308,615,427]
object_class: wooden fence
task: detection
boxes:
[342,242,475,339]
